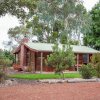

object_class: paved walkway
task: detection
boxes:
[0,82,100,100]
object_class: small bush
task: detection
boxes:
[91,53,100,78]
[79,64,94,79]
[0,71,7,83]
[95,62,100,78]
[25,66,32,72]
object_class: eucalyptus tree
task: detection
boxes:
[4,0,88,44]
[0,0,37,19]
[8,25,32,44]
[26,0,59,42]
[26,0,87,44]
[71,3,88,44]
[83,1,100,50]
[58,0,88,44]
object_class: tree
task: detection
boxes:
[46,43,75,79]
[83,1,100,50]
[0,0,38,48]
[8,25,32,43]
[5,0,88,44]
[26,0,87,44]
[0,0,37,19]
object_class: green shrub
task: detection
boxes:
[91,53,100,78]
[95,62,100,78]
[46,43,75,79]
[91,53,100,65]
[79,64,94,79]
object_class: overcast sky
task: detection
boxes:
[0,0,99,49]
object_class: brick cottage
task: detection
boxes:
[13,39,99,72]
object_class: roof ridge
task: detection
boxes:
[14,42,99,53]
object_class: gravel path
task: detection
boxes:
[0,82,100,100]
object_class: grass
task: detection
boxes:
[8,73,81,80]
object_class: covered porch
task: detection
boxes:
[13,43,95,73]
[13,44,54,73]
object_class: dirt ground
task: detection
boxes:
[0,82,100,100]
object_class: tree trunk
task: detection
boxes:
[61,71,65,80]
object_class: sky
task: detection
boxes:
[0,0,99,49]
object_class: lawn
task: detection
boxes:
[8,73,81,80]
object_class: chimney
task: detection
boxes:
[21,36,29,43]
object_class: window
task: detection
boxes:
[83,54,89,64]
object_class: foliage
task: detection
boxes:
[83,1,100,50]
[79,64,94,79]
[0,0,37,19]
[0,50,13,68]
[8,26,32,43]
[46,43,75,79]
[1,0,89,45]
[8,0,87,44]
[91,53,100,78]
[0,0,38,45]
[91,53,100,65]
[5,0,89,45]
[95,62,100,78]
[8,73,81,80]
[0,71,7,83]
[4,50,14,61]
[0,50,13,82]
[69,40,79,45]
